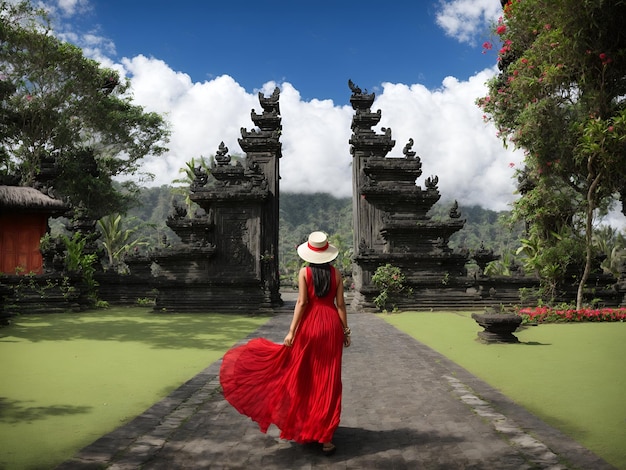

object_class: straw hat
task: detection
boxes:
[297,231,339,264]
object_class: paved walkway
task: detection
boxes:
[58,301,616,469]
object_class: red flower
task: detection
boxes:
[599,53,612,65]
[496,24,507,35]
[517,306,626,323]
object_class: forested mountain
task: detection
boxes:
[121,186,524,284]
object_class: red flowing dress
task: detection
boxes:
[219,266,345,444]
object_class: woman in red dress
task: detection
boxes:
[220,231,351,456]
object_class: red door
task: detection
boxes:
[0,214,46,275]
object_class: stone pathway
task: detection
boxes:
[58,307,616,469]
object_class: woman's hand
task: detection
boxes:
[344,335,351,348]
[284,331,295,347]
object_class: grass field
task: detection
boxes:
[0,308,270,470]
[381,311,626,470]
[1,307,625,469]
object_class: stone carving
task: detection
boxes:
[348,79,362,94]
[348,80,469,311]
[192,166,209,189]
[402,138,417,159]
[258,87,280,114]
[170,200,188,219]
[473,242,501,277]
[214,141,231,165]
[449,200,462,219]
[150,89,283,311]
[425,175,439,191]
[472,308,523,343]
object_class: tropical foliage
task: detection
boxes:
[60,232,98,302]
[478,0,626,308]
[371,263,411,312]
[97,214,147,272]
[0,0,169,219]
[171,156,213,217]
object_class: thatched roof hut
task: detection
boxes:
[0,186,68,275]
[0,185,67,214]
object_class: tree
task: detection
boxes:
[97,214,146,272]
[478,0,626,308]
[0,0,169,218]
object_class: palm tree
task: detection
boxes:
[97,214,145,271]
[171,156,211,217]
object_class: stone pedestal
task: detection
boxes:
[471,310,523,343]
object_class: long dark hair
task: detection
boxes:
[309,263,332,298]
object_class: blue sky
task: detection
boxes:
[71,0,498,105]
[42,0,537,213]
[33,0,625,226]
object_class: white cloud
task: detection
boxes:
[54,0,89,16]
[121,55,258,185]
[278,85,353,197]
[115,56,522,211]
[373,70,523,211]
[435,0,503,43]
[34,0,90,17]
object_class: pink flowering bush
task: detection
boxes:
[518,306,626,323]
[372,263,411,311]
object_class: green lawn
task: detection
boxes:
[381,311,626,470]
[0,308,269,470]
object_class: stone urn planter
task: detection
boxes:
[471,307,523,343]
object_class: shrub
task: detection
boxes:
[518,306,626,323]
[372,264,410,312]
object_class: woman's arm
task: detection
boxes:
[335,267,351,347]
[284,267,308,346]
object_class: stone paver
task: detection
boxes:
[58,303,616,469]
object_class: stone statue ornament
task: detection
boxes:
[192,166,209,189]
[258,87,280,114]
[169,200,188,220]
[472,242,501,277]
[358,238,375,255]
[402,138,417,159]
[215,141,231,165]
[425,175,439,190]
[348,79,362,95]
[449,200,462,219]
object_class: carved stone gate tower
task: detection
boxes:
[151,88,282,312]
[348,81,469,311]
